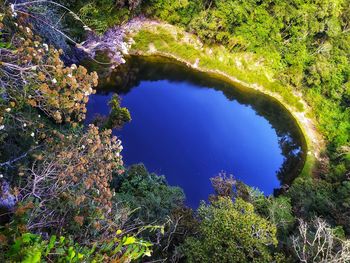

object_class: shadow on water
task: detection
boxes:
[86,55,307,195]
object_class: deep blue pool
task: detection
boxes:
[86,56,305,207]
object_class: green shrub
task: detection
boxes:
[183,197,278,262]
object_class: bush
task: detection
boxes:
[183,197,278,262]
[115,164,185,223]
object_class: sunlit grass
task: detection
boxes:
[131,26,304,111]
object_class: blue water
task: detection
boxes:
[86,57,305,208]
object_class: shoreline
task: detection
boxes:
[122,19,325,180]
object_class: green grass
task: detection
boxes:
[131,26,304,112]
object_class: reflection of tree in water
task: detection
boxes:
[91,55,306,189]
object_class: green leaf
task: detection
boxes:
[59,236,65,244]
[123,236,136,245]
[45,235,57,255]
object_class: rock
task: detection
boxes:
[149,43,157,53]
[0,180,15,210]
[0,180,16,225]
[79,17,147,66]
[193,58,200,68]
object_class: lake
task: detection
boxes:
[86,56,306,207]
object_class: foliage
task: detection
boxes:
[0,9,158,261]
[115,164,185,224]
[143,0,350,158]
[209,172,236,199]
[2,233,87,263]
[144,0,204,25]
[13,125,124,239]
[78,0,131,34]
[0,231,154,262]
[63,0,143,34]
[267,196,295,240]
[104,94,131,129]
[183,197,278,262]
[0,24,97,125]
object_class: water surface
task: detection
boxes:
[86,56,306,207]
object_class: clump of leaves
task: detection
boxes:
[1,231,154,262]
[104,94,131,129]
[14,125,124,239]
[1,21,97,126]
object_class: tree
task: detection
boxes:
[183,197,278,262]
[104,94,131,129]
[292,217,350,263]
[115,164,185,224]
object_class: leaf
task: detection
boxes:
[45,235,57,255]
[23,248,42,263]
[123,236,136,245]
[22,233,37,244]
[144,249,152,257]
[59,236,65,244]
[68,246,76,260]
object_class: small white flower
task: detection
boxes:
[84,91,90,96]
[26,27,31,33]
[38,114,41,118]
[31,132,35,137]
[0,174,3,178]
[81,145,85,149]
[14,23,18,27]
[31,66,37,71]
[96,189,100,195]
[0,125,4,130]
[33,53,36,57]
[23,123,27,127]
[67,73,72,78]
[71,64,77,70]
[43,43,49,51]
[52,78,57,84]
[5,108,11,112]
[28,95,32,99]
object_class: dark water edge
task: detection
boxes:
[85,55,307,206]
